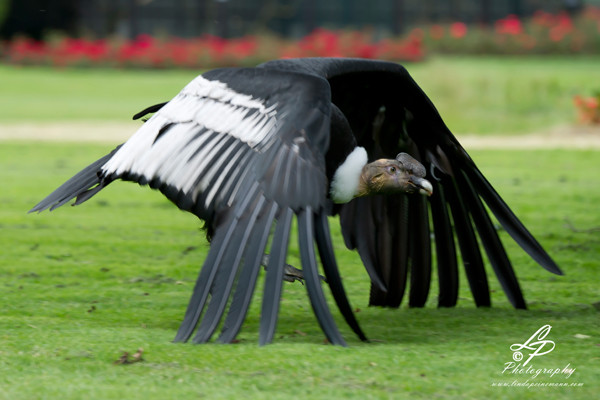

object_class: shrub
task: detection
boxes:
[573,93,600,124]
[420,6,600,55]
[0,29,423,69]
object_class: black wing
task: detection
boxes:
[31,66,366,345]
[261,58,562,310]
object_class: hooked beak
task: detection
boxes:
[410,176,433,196]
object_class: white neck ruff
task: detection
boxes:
[330,147,368,203]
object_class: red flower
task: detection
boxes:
[573,94,600,124]
[496,15,523,35]
[450,22,468,39]
[2,27,425,68]
[556,12,573,32]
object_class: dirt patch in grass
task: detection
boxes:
[1,121,600,149]
[459,124,600,149]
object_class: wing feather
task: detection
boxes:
[456,170,526,309]
[218,202,278,343]
[314,211,368,342]
[271,58,560,311]
[407,194,432,307]
[298,207,346,346]
[193,194,266,343]
[444,174,491,307]
[384,195,410,307]
[259,207,293,345]
[339,198,388,293]
[464,166,562,275]
[428,176,459,307]
[173,209,241,342]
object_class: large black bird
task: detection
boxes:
[30,58,562,346]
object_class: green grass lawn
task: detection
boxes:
[1,56,599,134]
[1,57,599,399]
[409,56,600,134]
[1,142,598,399]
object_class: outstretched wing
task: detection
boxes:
[261,58,562,310]
[31,67,366,345]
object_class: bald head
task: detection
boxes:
[357,153,433,198]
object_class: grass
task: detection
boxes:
[1,56,599,398]
[409,56,600,134]
[1,55,600,134]
[1,142,598,400]
[0,66,197,123]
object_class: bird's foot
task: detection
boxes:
[261,254,327,284]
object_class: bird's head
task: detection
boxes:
[356,153,433,198]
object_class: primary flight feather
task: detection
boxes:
[30,58,562,346]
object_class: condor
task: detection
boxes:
[31,58,562,346]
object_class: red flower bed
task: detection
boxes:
[420,6,600,55]
[0,29,423,69]
[2,7,598,69]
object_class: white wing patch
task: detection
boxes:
[101,75,279,209]
[163,76,278,148]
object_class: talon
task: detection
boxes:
[261,254,327,284]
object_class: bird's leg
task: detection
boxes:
[260,254,327,284]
